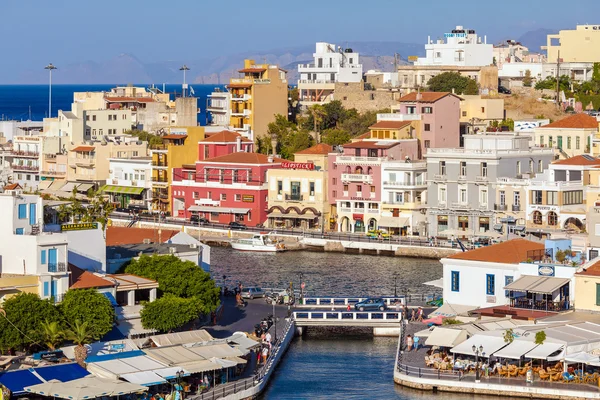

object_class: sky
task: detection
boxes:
[2,0,600,81]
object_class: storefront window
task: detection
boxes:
[437,216,448,232]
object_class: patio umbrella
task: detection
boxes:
[25,376,147,399]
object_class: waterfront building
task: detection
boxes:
[0,185,69,303]
[9,134,43,190]
[459,95,504,137]
[150,127,206,213]
[171,152,285,225]
[40,153,68,186]
[205,88,231,126]
[426,133,554,238]
[0,120,43,142]
[493,176,530,237]
[525,155,597,236]
[442,238,580,311]
[534,113,599,158]
[103,157,153,210]
[298,42,363,107]
[380,159,427,235]
[226,59,288,140]
[574,260,600,312]
[266,143,331,230]
[543,24,600,64]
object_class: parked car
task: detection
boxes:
[241,287,265,299]
[190,214,209,225]
[229,221,247,230]
[498,85,512,94]
[366,229,392,240]
[354,298,387,311]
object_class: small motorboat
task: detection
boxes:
[231,233,285,252]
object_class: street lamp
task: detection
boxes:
[44,63,57,118]
[472,345,484,383]
[299,272,304,301]
[393,274,399,297]
[179,64,190,97]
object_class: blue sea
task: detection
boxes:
[0,84,224,125]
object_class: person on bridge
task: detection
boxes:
[406,335,414,351]
[346,304,351,311]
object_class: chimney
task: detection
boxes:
[236,136,242,152]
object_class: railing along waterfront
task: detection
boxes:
[293,311,402,322]
[300,295,438,307]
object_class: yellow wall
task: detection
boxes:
[574,275,600,312]
[460,96,504,124]
[545,25,600,63]
[294,153,329,171]
[535,127,596,158]
[0,275,39,301]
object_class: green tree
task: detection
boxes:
[66,320,94,366]
[39,319,65,351]
[57,190,114,230]
[124,255,220,314]
[262,114,313,159]
[0,293,62,351]
[125,129,163,147]
[140,294,202,332]
[321,128,351,146]
[523,69,532,87]
[535,75,571,93]
[427,72,477,94]
[464,79,479,95]
[59,289,114,341]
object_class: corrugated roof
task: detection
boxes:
[447,239,544,264]
[539,113,599,129]
[398,92,459,103]
[202,152,287,164]
[369,121,412,130]
[106,226,178,246]
[295,143,333,155]
[72,145,95,152]
[553,154,600,166]
[200,130,251,143]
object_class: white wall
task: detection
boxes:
[499,63,543,79]
[66,226,107,273]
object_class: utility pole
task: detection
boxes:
[556,50,561,109]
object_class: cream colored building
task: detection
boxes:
[574,260,600,312]
[266,144,331,230]
[397,65,498,93]
[493,177,529,236]
[460,95,504,134]
[535,114,599,158]
[543,25,600,63]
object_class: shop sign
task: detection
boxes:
[531,205,558,211]
[61,222,98,231]
[242,195,254,203]
[407,56,419,62]
[437,215,448,221]
[350,197,368,201]
[458,216,469,222]
[538,265,555,277]
[281,162,314,170]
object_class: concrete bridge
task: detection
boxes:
[293,310,402,336]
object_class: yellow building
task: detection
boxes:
[535,113,599,158]
[543,25,600,63]
[266,143,331,230]
[0,274,39,302]
[151,126,205,213]
[227,59,288,139]
[574,260,600,312]
[459,95,504,134]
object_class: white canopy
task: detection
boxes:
[451,334,508,357]
[564,352,600,365]
[116,318,157,338]
[423,278,443,289]
[523,342,564,360]
[25,376,147,400]
[425,328,468,348]
[225,332,260,355]
[493,340,539,360]
[185,343,243,359]
[415,326,435,338]
[210,357,238,368]
[154,367,191,380]
[429,303,477,318]
[149,330,214,347]
[121,371,166,387]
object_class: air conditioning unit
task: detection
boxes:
[142,238,151,244]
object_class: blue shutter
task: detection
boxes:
[15,228,24,235]
[451,271,460,292]
[43,282,49,297]
[48,249,57,272]
[29,203,37,225]
[51,281,58,299]
[18,204,26,219]
[41,250,47,264]
[486,274,496,296]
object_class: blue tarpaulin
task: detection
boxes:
[103,292,118,307]
[34,363,89,382]
[86,350,145,363]
[0,369,43,395]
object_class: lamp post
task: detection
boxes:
[472,345,484,383]
[44,63,57,118]
[299,272,304,301]
[179,65,190,97]
[393,274,399,297]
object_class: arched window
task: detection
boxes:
[547,212,558,226]
[367,167,373,175]
[355,166,363,174]
[345,166,351,174]
[533,211,542,225]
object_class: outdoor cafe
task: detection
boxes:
[504,275,571,312]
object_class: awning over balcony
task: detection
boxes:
[100,185,144,195]
[504,275,570,294]
[188,206,250,214]
[378,215,409,228]
[77,183,94,192]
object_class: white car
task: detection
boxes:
[241,287,265,299]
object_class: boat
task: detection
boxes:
[231,233,285,252]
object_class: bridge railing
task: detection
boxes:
[396,362,462,381]
[300,295,440,307]
[293,311,402,321]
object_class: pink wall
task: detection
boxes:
[198,142,253,161]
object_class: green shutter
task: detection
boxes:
[596,284,600,306]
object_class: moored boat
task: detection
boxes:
[231,233,285,252]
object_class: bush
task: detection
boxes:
[141,294,202,332]
[59,289,114,341]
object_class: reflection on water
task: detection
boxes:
[210,248,442,297]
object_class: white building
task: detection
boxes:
[106,157,153,211]
[206,89,231,127]
[415,26,493,67]
[10,135,42,190]
[298,42,363,106]
[0,185,69,302]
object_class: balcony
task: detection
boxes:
[339,207,352,213]
[376,113,421,122]
[342,173,373,184]
[476,175,489,183]
[152,176,168,184]
[457,176,467,183]
[366,209,380,214]
[285,194,303,202]
[48,262,67,273]
[11,164,39,172]
[433,174,447,181]
[150,144,168,152]
[153,191,168,199]
[231,108,251,117]
[73,158,95,167]
[512,204,521,212]
[41,170,66,177]
[450,202,470,209]
[11,150,39,158]
[494,204,507,211]
[151,160,168,168]
[231,94,251,101]
[336,156,387,165]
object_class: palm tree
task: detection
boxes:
[40,319,65,351]
[66,320,93,366]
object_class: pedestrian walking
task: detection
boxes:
[406,334,414,351]
[417,307,424,323]
[410,308,416,322]
[413,335,420,351]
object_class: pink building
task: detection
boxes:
[171,152,285,226]
[198,130,253,161]
[328,136,419,233]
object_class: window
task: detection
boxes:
[41,250,47,264]
[462,111,467,117]
[529,160,534,172]
[576,136,581,150]
[310,182,315,196]
[563,190,583,205]
[407,106,416,114]
[486,274,495,296]
[451,271,460,292]
[538,160,543,173]
[18,204,26,219]
[439,161,446,176]
[422,107,433,114]
[235,194,241,202]
[481,162,487,177]
[332,178,337,185]
[370,186,376,194]
[533,210,542,224]
[548,211,558,226]
[532,190,542,204]
[192,192,199,199]
[549,136,553,147]
[277,180,282,195]
[221,193,227,200]
[439,187,447,203]
[567,137,572,149]
[481,107,485,113]
[333,190,337,198]
[505,276,514,297]
[92,115,96,121]
[15,228,23,235]
[86,115,90,121]
[516,161,521,174]
[540,136,544,146]
[596,284,600,306]
[343,184,349,192]
[356,185,362,193]
[460,162,466,176]
[480,189,488,205]
[424,123,431,131]
[514,191,521,206]
[499,190,506,206]
[459,188,467,203]
[547,191,558,205]
[424,140,430,148]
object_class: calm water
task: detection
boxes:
[0,84,224,124]
[210,248,456,399]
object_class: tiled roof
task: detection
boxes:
[200,130,251,143]
[3,183,22,190]
[162,134,187,140]
[553,155,600,166]
[203,152,287,164]
[576,260,600,276]
[72,145,95,152]
[295,143,333,155]
[539,114,599,129]
[447,239,544,264]
[69,264,115,289]
[106,226,178,246]
[369,121,412,130]
[354,132,371,140]
[398,92,458,103]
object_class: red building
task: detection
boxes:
[171,152,285,226]
[199,130,253,160]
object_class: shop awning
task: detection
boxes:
[451,334,508,357]
[100,185,144,195]
[38,180,52,190]
[352,214,363,221]
[429,303,477,318]
[564,352,600,365]
[267,212,317,220]
[185,343,243,359]
[77,183,94,192]
[423,278,443,289]
[116,318,158,338]
[504,275,570,294]
[0,370,44,395]
[493,340,538,360]
[378,216,409,228]
[121,371,166,387]
[61,182,79,192]
[24,376,147,400]
[513,226,526,231]
[149,330,214,347]
[154,367,191,380]
[524,342,564,360]
[425,328,468,348]
[34,363,90,382]
[188,206,250,214]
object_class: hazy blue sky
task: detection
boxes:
[2,0,600,78]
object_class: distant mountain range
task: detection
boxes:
[10,31,556,85]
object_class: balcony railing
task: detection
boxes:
[151,160,168,167]
[494,204,507,211]
[476,175,489,182]
[512,204,521,211]
[285,194,303,201]
[450,202,469,209]
[48,262,67,273]
[336,156,387,164]
[41,170,66,176]
[342,173,373,184]
[11,150,39,157]
[433,174,447,181]
[151,176,168,183]
[11,164,39,171]
[298,79,335,84]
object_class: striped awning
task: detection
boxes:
[100,185,144,195]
